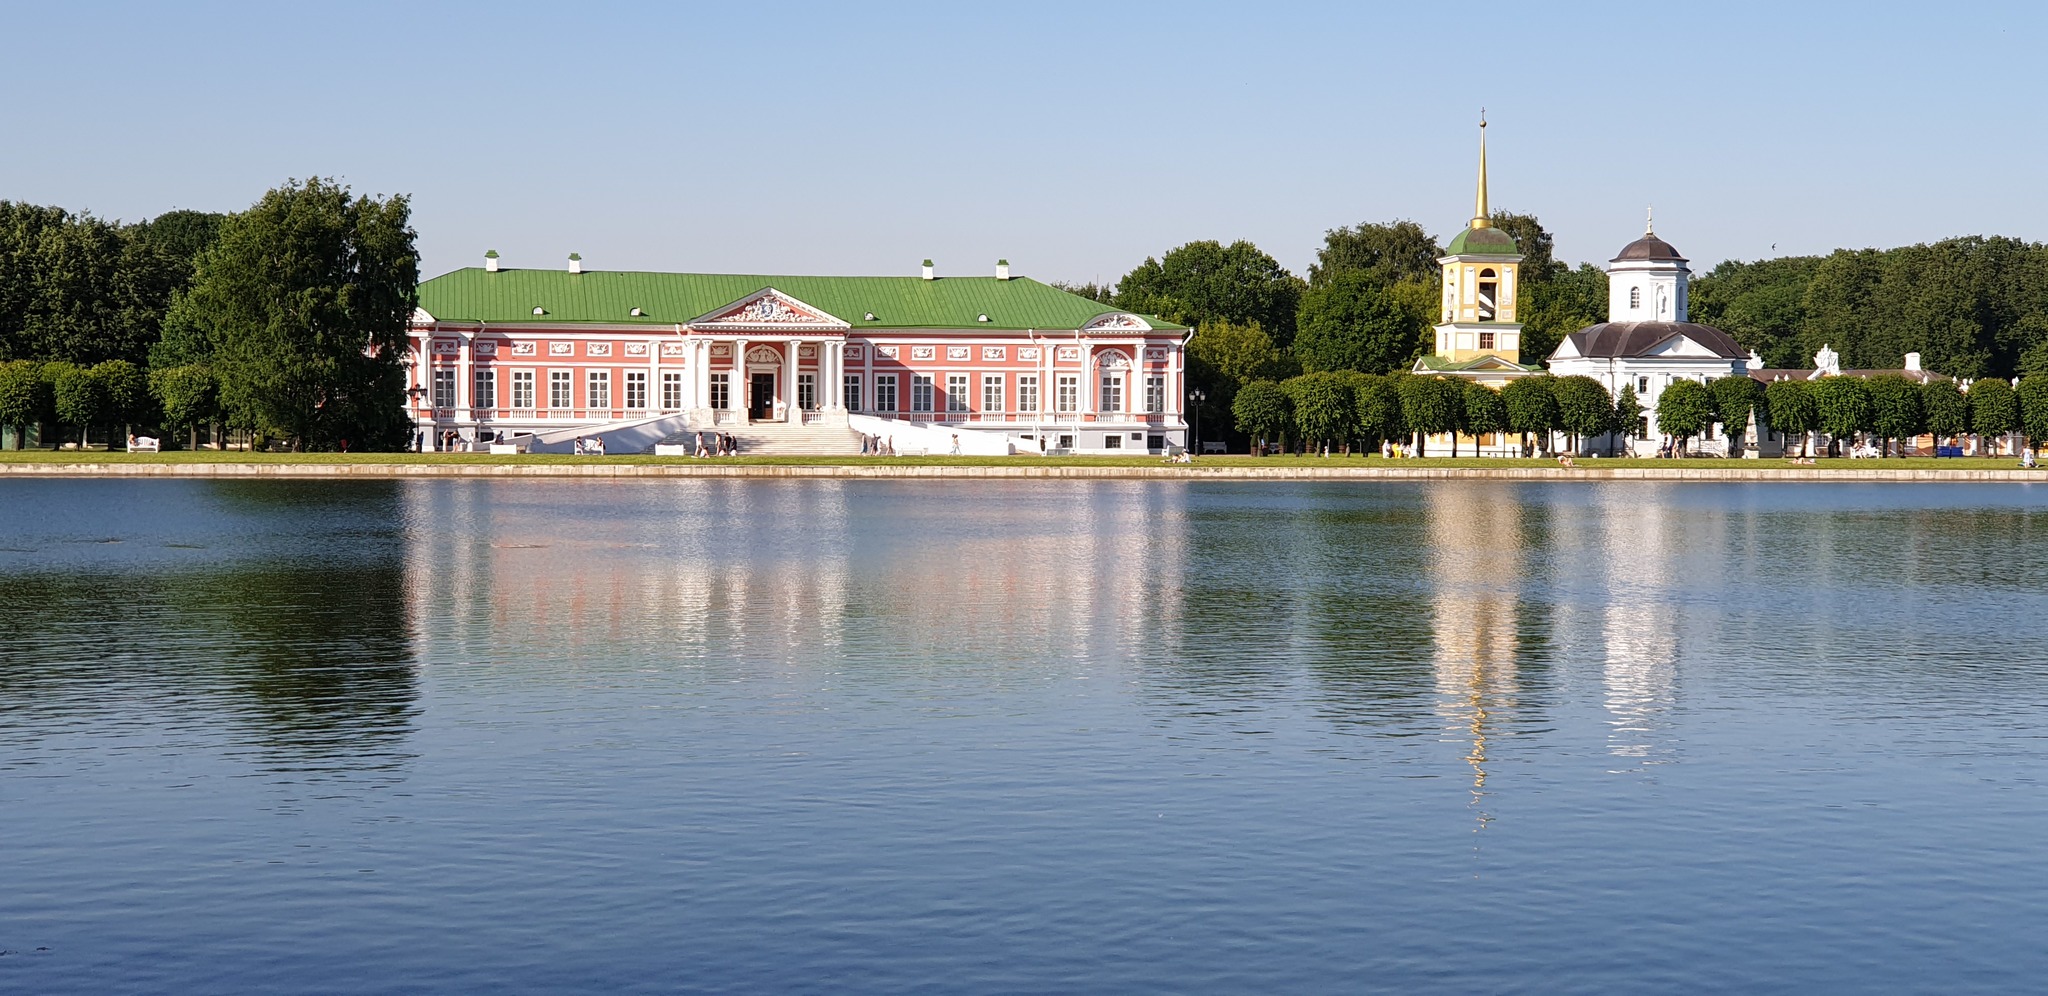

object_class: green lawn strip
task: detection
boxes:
[0,450,2033,472]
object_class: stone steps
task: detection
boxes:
[652,423,862,456]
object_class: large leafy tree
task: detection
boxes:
[93,359,150,436]
[0,201,224,366]
[1487,211,1564,283]
[1765,379,1818,456]
[1610,384,1644,456]
[1232,379,1293,451]
[1812,376,1875,451]
[1865,374,1924,455]
[168,178,418,450]
[1115,240,1304,346]
[1517,263,1606,367]
[1185,317,1296,444]
[1293,272,1429,374]
[1501,375,1558,455]
[0,359,53,448]
[1354,374,1406,449]
[1656,379,1716,455]
[1284,372,1357,452]
[1462,381,1507,449]
[1967,377,2018,454]
[2018,377,2048,452]
[1690,256,1824,369]
[150,364,219,450]
[1397,375,1462,457]
[1921,379,1969,447]
[1308,220,1440,288]
[1552,375,1611,453]
[48,361,102,447]
[1709,375,1764,447]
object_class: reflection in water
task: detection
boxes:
[1595,487,1684,762]
[0,479,418,780]
[1423,484,1528,830]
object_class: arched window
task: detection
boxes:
[1629,287,1641,309]
[1478,268,1498,320]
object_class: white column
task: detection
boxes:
[647,341,659,411]
[828,341,842,409]
[456,335,473,418]
[734,338,750,422]
[694,340,710,411]
[1083,346,1096,417]
[784,340,799,417]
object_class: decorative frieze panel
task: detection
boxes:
[661,342,687,357]
[798,344,817,359]
[1097,350,1132,369]
[1145,348,1168,362]
[511,342,537,356]
[1018,346,1041,360]
[982,346,1005,360]
[432,339,460,355]
[474,340,499,356]
[691,288,850,330]
[877,345,899,359]
[710,344,732,358]
[550,342,573,356]
[911,346,935,361]
[1082,312,1152,332]
[625,342,649,357]
[947,346,970,361]
[1056,346,1081,360]
[745,345,783,365]
[845,345,865,360]
[587,343,612,357]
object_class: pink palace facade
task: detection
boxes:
[405,257,1191,454]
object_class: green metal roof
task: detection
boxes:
[1443,226,1519,257]
[416,268,1185,332]
[1414,353,1542,373]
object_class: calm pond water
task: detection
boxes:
[3,478,2046,993]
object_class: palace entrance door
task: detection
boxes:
[749,372,776,420]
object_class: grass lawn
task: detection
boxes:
[0,449,2036,472]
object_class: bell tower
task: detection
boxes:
[1433,114,1525,365]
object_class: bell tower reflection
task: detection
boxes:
[1423,484,1527,830]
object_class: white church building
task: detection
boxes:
[1546,218,1750,454]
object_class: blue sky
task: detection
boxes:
[5,1,2042,284]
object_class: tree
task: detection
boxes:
[1354,374,1406,451]
[92,359,150,440]
[1185,318,1295,444]
[168,178,418,450]
[1552,375,1611,454]
[48,361,102,448]
[1462,381,1507,454]
[1921,379,1969,449]
[1293,272,1429,374]
[1656,379,1716,455]
[1308,220,1440,288]
[1501,375,1558,456]
[0,359,53,449]
[1397,376,1462,457]
[1115,240,1304,346]
[1812,376,1875,453]
[1284,372,1357,453]
[1233,379,1292,452]
[2017,377,2048,453]
[1865,374,1924,456]
[151,364,218,450]
[1968,377,2018,455]
[1709,375,1763,451]
[1048,280,1114,304]
[1610,384,1644,456]
[1765,379,1818,456]
[1516,263,1606,366]
[1487,211,1564,283]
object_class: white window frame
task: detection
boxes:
[432,368,456,409]
[661,371,683,410]
[1099,373,1123,414]
[981,374,1003,415]
[1018,374,1039,414]
[473,368,496,410]
[624,370,647,411]
[911,375,934,413]
[875,373,897,413]
[587,370,611,411]
[844,373,862,412]
[1056,375,1078,413]
[549,370,573,409]
[1144,375,1163,414]
[946,374,970,413]
[511,369,536,410]
[709,373,731,410]
[798,373,817,411]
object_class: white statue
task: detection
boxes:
[1813,344,1841,377]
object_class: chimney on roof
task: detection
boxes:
[996,259,1011,280]
[568,253,583,275]
[484,249,500,273]
[922,259,935,281]
[1904,351,1921,372]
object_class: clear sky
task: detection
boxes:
[5,1,2043,285]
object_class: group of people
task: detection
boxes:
[859,434,898,456]
[692,432,739,457]
[573,435,606,456]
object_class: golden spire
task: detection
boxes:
[1470,111,1492,230]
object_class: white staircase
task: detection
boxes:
[654,420,862,456]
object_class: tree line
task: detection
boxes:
[0,179,418,451]
[1067,220,2048,449]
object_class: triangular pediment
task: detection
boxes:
[1643,334,1713,357]
[689,287,850,331]
[1082,312,1153,333]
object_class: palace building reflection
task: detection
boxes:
[1422,484,1529,822]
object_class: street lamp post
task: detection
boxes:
[1190,388,1207,453]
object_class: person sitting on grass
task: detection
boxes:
[2022,449,2038,469]
[1556,454,1575,469]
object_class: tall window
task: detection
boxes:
[587,370,611,411]
[661,371,683,410]
[1144,375,1164,414]
[1056,375,1078,413]
[709,373,730,410]
[911,375,933,412]
[511,370,535,410]
[982,374,1004,416]
[473,369,496,410]
[844,373,863,412]
[1099,374,1123,413]
[1017,374,1039,414]
[432,369,456,408]
[624,370,647,410]
[946,374,970,413]
[798,373,817,410]
[1636,376,1650,394]
[1478,268,1498,320]
[875,373,898,412]
[549,370,572,409]
[1629,286,1641,309]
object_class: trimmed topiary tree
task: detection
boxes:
[1552,375,1611,455]
[1354,374,1407,452]
[1656,379,1716,456]
[1233,379,1293,454]
[1765,378,1818,456]
[1812,376,1874,455]
[1921,379,1968,453]
[1284,372,1357,454]
[1398,375,1462,457]
[1865,374,1924,456]
[1462,381,1507,456]
[1501,375,1558,457]
[1968,377,2018,456]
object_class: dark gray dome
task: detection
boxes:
[1612,233,1686,263]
